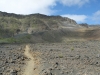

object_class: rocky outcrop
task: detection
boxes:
[79,23,88,28]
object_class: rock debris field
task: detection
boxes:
[0,41,100,75]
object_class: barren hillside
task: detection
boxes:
[1,11,100,43]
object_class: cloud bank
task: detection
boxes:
[62,14,87,23]
[59,0,90,7]
[0,0,90,15]
[0,0,57,15]
[92,10,100,21]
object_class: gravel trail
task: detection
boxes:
[23,45,35,75]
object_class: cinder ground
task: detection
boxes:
[0,41,100,75]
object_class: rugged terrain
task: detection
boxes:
[0,41,100,75]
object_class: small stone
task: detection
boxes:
[10,70,17,75]
[60,71,64,74]
[75,54,80,59]
[65,71,69,74]
[10,59,15,63]
[42,71,48,75]
[49,67,53,70]
[96,54,100,58]
[0,73,3,75]
[19,47,22,50]
[42,69,52,75]
[53,62,58,68]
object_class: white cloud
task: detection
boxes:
[59,0,90,7]
[0,0,91,15]
[92,10,100,21]
[61,14,87,23]
[0,0,57,15]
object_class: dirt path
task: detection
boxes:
[23,45,35,75]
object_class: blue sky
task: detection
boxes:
[0,0,100,24]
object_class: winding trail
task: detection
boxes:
[23,45,35,75]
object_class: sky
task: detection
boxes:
[0,0,100,24]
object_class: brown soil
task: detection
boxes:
[23,45,35,75]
